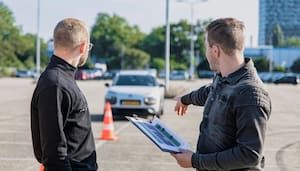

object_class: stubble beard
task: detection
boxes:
[78,54,88,67]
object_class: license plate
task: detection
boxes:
[121,100,140,106]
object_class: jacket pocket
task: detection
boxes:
[211,94,230,126]
[68,106,88,122]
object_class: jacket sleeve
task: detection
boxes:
[191,88,271,170]
[180,83,211,106]
[37,85,72,171]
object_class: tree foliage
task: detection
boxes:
[1,4,213,74]
[140,19,209,70]
[0,2,48,75]
[123,48,150,69]
[284,37,300,47]
[253,57,270,72]
[90,13,147,69]
[272,23,284,47]
[150,57,165,70]
[291,58,300,73]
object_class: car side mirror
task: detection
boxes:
[159,84,165,88]
[105,83,110,87]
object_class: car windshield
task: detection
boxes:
[18,70,29,74]
[114,75,156,86]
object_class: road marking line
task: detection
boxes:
[0,130,27,133]
[0,157,35,161]
[0,141,31,145]
[100,160,176,165]
[0,122,27,126]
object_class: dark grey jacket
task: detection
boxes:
[181,58,271,171]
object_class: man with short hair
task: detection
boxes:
[31,18,98,171]
[171,18,271,171]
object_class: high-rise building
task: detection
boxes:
[259,0,300,45]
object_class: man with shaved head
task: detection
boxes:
[31,18,98,171]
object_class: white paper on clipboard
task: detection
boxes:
[126,116,190,153]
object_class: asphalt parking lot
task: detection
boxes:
[0,78,299,171]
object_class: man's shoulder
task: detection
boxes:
[36,68,71,93]
[232,78,271,108]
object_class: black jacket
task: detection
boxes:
[31,55,98,171]
[181,58,271,171]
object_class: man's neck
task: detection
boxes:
[219,54,245,77]
[54,51,79,67]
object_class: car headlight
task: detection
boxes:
[144,97,157,105]
[105,96,117,104]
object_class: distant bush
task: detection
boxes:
[291,58,300,73]
[253,57,270,72]
[0,67,16,77]
[273,66,286,72]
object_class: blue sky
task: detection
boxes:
[1,0,258,46]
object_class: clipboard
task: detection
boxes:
[126,116,190,153]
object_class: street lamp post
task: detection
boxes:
[36,0,41,79]
[165,0,171,91]
[177,0,207,80]
[189,3,194,80]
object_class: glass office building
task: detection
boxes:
[259,0,300,45]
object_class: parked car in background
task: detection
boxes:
[273,74,299,85]
[258,72,285,83]
[258,72,273,83]
[158,70,165,78]
[87,69,103,80]
[105,70,165,118]
[15,70,36,78]
[75,69,89,80]
[197,70,215,78]
[170,70,188,80]
[147,68,157,77]
[258,72,300,85]
[103,70,119,80]
[75,69,104,80]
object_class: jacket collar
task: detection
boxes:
[218,58,256,85]
[48,55,77,77]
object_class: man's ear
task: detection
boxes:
[212,44,221,58]
[79,42,86,54]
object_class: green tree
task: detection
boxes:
[0,2,24,69]
[123,48,150,69]
[273,66,286,72]
[150,57,165,70]
[272,23,284,47]
[291,58,300,73]
[170,59,187,70]
[90,13,146,69]
[253,57,270,72]
[17,33,48,69]
[0,2,48,74]
[140,27,165,59]
[284,37,300,47]
[140,19,209,71]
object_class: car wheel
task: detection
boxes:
[159,108,164,116]
[153,114,160,119]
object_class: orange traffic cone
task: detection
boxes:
[39,164,44,171]
[98,102,118,140]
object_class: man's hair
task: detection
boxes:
[206,18,245,55]
[53,18,88,50]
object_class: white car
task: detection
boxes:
[105,70,165,117]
